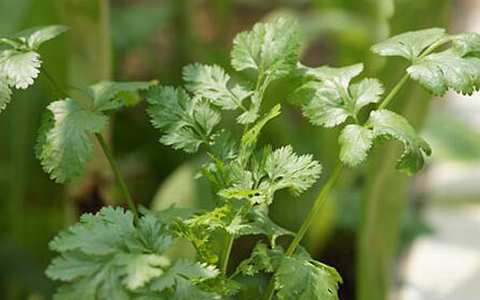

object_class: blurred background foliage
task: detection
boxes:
[1,0,479,300]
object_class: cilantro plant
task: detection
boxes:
[2,18,479,300]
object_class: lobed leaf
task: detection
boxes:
[369,109,432,175]
[275,255,342,300]
[407,48,480,96]
[0,50,41,89]
[36,99,107,183]
[299,63,384,127]
[371,28,447,61]
[339,124,373,167]
[147,86,220,153]
[183,63,251,111]
[265,145,322,195]
[46,207,175,298]
[231,17,301,81]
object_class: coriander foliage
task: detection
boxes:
[1,19,479,300]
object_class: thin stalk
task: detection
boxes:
[378,35,451,110]
[95,133,139,220]
[378,73,409,110]
[41,66,68,98]
[220,233,234,275]
[262,163,343,300]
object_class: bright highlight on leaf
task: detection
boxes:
[339,124,373,167]
[370,28,447,61]
[0,25,68,114]
[0,50,41,89]
[12,25,69,50]
[147,86,221,153]
[231,17,301,81]
[265,145,322,195]
[183,63,251,111]
[372,29,480,96]
[36,99,107,183]
[298,63,384,127]
[36,80,153,183]
[0,79,12,113]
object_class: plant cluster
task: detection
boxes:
[1,17,479,300]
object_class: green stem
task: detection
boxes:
[95,133,139,220]
[378,73,409,110]
[220,233,234,275]
[378,35,452,110]
[262,163,343,300]
[41,66,68,98]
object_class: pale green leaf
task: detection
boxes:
[369,109,432,174]
[0,78,12,113]
[265,145,322,195]
[407,49,480,96]
[183,63,251,110]
[371,28,447,61]
[36,99,107,183]
[339,125,373,167]
[275,256,341,300]
[231,17,301,81]
[238,104,281,166]
[116,254,170,290]
[0,50,41,89]
[147,86,220,153]
[299,64,383,127]
[14,25,69,49]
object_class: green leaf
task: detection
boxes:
[236,243,283,277]
[183,63,251,110]
[299,64,384,127]
[0,78,12,113]
[236,207,293,247]
[147,86,220,153]
[275,255,342,300]
[175,203,247,264]
[371,28,447,61]
[36,99,107,183]
[264,145,322,195]
[407,49,480,96]
[339,125,373,167]
[238,104,281,166]
[116,254,170,290]
[46,207,177,299]
[0,50,41,89]
[151,259,218,292]
[231,17,301,81]
[369,109,432,174]
[90,80,156,111]
[14,25,69,49]
[452,32,480,55]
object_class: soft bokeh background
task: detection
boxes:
[1,1,479,300]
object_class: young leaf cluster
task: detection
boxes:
[46,207,220,300]
[147,17,341,300]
